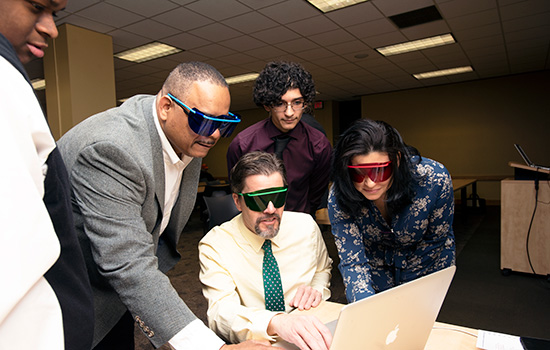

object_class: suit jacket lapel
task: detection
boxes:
[143,97,165,220]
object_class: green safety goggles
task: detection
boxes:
[238,186,288,212]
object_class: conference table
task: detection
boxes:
[273,301,479,349]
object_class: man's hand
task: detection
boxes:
[268,313,332,350]
[221,339,272,349]
[289,285,322,311]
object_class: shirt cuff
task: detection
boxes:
[168,319,226,350]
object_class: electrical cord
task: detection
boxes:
[432,325,478,338]
[525,172,550,289]
[525,176,539,276]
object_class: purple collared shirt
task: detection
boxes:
[227,118,332,215]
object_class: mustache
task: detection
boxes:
[258,213,281,222]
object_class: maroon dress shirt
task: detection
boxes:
[227,118,332,215]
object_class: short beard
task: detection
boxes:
[254,213,281,239]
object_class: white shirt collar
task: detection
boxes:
[152,98,193,167]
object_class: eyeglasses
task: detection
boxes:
[238,186,288,212]
[271,99,306,112]
[167,93,241,137]
[348,161,393,183]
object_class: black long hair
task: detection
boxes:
[331,119,421,217]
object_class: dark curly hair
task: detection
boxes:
[331,119,422,217]
[253,61,316,107]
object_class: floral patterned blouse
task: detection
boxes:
[328,157,456,303]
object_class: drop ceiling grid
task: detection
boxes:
[24,0,547,110]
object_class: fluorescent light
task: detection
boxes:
[376,34,455,56]
[306,0,369,13]
[31,78,46,90]
[225,73,259,85]
[413,66,474,79]
[114,42,182,63]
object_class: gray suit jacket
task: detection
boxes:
[58,95,200,347]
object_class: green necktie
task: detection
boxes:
[262,240,285,312]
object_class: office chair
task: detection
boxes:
[203,194,241,233]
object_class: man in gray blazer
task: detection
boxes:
[58,62,271,350]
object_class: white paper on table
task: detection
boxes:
[476,330,524,350]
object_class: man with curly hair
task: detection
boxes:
[227,61,332,216]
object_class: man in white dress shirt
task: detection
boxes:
[200,151,333,350]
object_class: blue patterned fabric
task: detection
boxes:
[328,157,456,303]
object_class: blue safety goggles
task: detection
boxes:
[167,93,240,137]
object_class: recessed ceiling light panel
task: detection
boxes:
[225,73,259,85]
[377,34,455,56]
[413,66,474,79]
[31,78,46,90]
[306,0,369,13]
[114,42,182,63]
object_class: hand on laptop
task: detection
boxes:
[221,339,272,349]
[289,285,322,310]
[268,313,332,350]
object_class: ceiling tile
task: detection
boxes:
[193,44,238,59]
[400,20,452,40]
[361,31,408,48]
[275,38,320,53]
[189,23,242,42]
[327,40,372,55]
[502,13,550,33]
[251,26,301,45]
[325,2,384,27]
[437,0,497,19]
[500,0,550,21]
[105,0,178,17]
[222,12,279,33]
[309,29,357,47]
[452,23,502,42]
[220,36,268,51]
[371,0,434,17]
[76,2,144,27]
[286,15,339,36]
[347,18,396,40]
[162,33,210,51]
[152,7,214,31]
[259,1,320,25]
[186,0,251,21]
[446,9,500,31]
[110,29,151,50]
[122,20,181,40]
[246,46,287,59]
[236,0,286,10]
[64,0,101,13]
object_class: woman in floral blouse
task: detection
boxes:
[328,119,455,303]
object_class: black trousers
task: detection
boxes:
[94,311,135,350]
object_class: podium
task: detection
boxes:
[500,162,550,276]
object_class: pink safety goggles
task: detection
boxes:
[347,161,393,183]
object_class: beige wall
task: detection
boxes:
[360,70,550,202]
[199,70,549,202]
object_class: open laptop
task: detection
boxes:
[514,144,550,171]
[275,265,456,350]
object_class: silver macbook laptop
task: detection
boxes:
[514,144,550,171]
[275,265,456,350]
